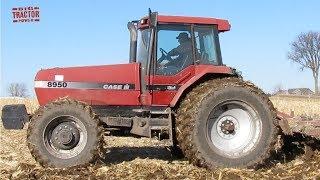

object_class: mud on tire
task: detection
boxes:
[175,77,278,169]
[27,98,102,168]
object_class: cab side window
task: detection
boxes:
[194,26,219,65]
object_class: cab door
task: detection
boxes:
[151,25,195,106]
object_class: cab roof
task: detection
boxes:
[140,15,231,32]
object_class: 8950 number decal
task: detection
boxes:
[47,81,67,88]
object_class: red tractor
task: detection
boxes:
[2,10,286,169]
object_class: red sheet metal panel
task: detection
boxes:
[157,15,231,32]
[35,63,141,106]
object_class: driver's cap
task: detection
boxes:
[176,32,189,40]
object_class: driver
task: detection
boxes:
[166,32,193,67]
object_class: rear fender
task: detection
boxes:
[169,65,235,107]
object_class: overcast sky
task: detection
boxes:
[1,0,320,97]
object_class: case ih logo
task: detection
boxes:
[12,7,40,23]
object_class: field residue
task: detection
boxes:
[1,97,320,179]
[270,94,320,117]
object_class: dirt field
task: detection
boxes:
[1,97,320,179]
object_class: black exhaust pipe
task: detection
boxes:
[127,22,137,63]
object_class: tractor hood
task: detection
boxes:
[34,63,141,106]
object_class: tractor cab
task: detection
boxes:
[128,11,232,105]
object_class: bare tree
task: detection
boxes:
[7,83,28,97]
[288,31,320,94]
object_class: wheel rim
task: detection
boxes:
[207,100,262,158]
[43,115,87,159]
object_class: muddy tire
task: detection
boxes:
[27,98,102,168]
[175,77,278,169]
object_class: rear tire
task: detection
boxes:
[175,77,278,169]
[27,98,102,168]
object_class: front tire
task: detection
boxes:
[27,98,102,168]
[175,77,278,169]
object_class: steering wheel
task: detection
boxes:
[159,48,173,62]
[156,48,180,75]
